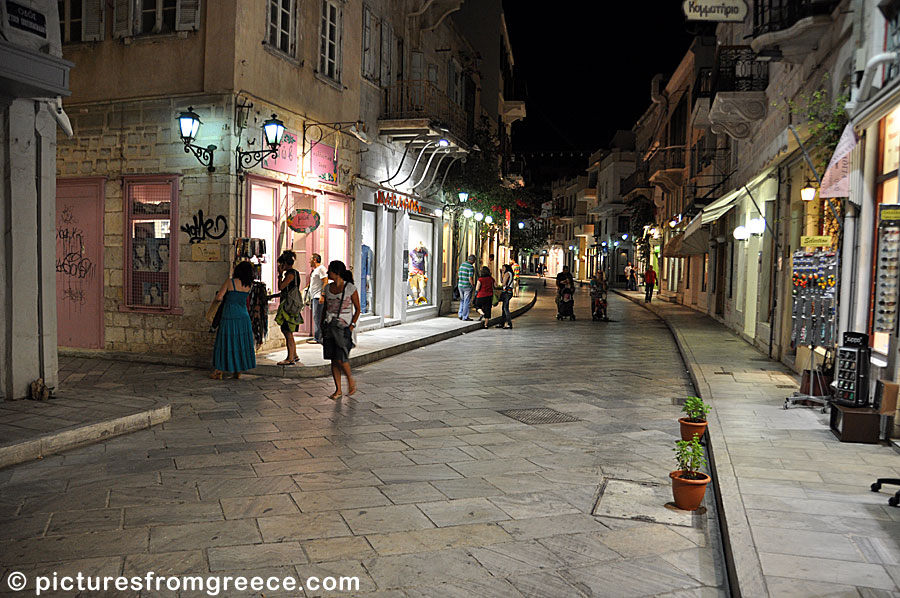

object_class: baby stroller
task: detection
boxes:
[556,285,576,320]
[591,288,608,321]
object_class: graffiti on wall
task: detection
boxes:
[56,205,96,307]
[181,210,228,244]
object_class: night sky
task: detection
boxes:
[503,2,696,155]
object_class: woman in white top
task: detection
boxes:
[321,260,360,399]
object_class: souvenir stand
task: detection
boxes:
[786,249,838,410]
[232,237,269,347]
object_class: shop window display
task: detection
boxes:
[126,178,176,309]
[361,208,376,314]
[408,217,433,306]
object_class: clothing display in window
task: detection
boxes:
[360,244,373,313]
[408,243,428,305]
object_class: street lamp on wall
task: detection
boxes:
[176,107,217,173]
[236,113,286,173]
[462,208,474,219]
[733,225,750,241]
[458,191,469,203]
[800,179,817,202]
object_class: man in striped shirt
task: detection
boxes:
[457,254,476,320]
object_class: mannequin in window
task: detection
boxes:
[409,241,428,305]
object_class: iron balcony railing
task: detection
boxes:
[620,166,650,196]
[752,0,839,37]
[713,46,769,93]
[381,79,468,142]
[649,147,686,176]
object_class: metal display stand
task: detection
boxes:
[786,249,838,410]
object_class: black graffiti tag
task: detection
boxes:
[181,210,228,244]
[57,252,95,279]
[61,286,87,304]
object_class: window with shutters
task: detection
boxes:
[362,5,378,81]
[113,0,201,38]
[266,0,296,57]
[319,0,342,83]
[448,58,462,106]
[58,0,105,43]
[379,20,392,88]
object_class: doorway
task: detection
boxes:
[56,178,105,348]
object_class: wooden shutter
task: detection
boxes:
[380,22,392,88]
[411,51,423,82]
[448,60,457,104]
[362,6,373,79]
[113,0,133,38]
[175,0,202,31]
[82,0,105,41]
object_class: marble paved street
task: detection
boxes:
[0,286,727,597]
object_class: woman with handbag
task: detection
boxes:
[274,250,303,366]
[496,264,515,329]
[210,261,256,379]
[473,266,495,329]
[321,260,360,400]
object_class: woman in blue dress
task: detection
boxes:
[210,261,257,379]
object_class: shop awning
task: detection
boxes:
[700,194,737,224]
[662,220,709,258]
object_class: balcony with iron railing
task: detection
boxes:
[621,166,651,198]
[648,147,686,193]
[708,46,769,140]
[750,0,840,61]
[380,79,468,143]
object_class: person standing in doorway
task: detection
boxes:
[644,264,657,303]
[307,253,329,344]
[457,254,476,321]
[624,262,634,291]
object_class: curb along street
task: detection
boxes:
[613,288,767,598]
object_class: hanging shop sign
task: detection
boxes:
[310,142,338,185]
[682,0,748,22]
[820,125,859,199]
[286,208,321,234]
[262,130,299,175]
[800,235,833,248]
[375,190,425,214]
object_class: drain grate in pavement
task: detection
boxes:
[713,371,733,375]
[592,478,700,527]
[498,408,580,425]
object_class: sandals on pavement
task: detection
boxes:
[328,391,342,400]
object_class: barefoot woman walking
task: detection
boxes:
[321,261,360,399]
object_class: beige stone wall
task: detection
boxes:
[57,95,236,360]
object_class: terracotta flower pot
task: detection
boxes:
[679,417,708,442]
[670,470,711,511]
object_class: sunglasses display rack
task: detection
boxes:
[786,249,838,410]
[875,216,900,335]
[834,333,870,408]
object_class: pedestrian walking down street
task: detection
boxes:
[474,266,495,328]
[321,260,360,400]
[210,261,257,380]
[644,264,657,303]
[457,254,476,321]
[274,250,303,366]
[307,253,329,344]
[624,262,635,291]
[497,264,515,329]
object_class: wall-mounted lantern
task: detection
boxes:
[176,107,216,173]
[733,225,750,241]
[800,179,817,202]
[237,113,286,173]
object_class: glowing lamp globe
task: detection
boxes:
[262,114,286,147]
[177,107,201,143]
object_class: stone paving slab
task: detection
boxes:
[0,285,728,597]
[615,288,900,598]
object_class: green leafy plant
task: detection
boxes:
[681,396,710,423]
[673,436,707,480]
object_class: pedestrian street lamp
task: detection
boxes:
[474,212,484,222]
[462,208,474,219]
[177,107,217,172]
[733,225,750,241]
[800,179,817,202]
[458,191,469,203]
[518,221,525,229]
[748,217,766,236]
[484,215,493,224]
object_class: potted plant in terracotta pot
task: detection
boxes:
[670,436,711,511]
[679,396,710,441]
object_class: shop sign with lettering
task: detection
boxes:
[682,0,748,22]
[6,1,47,37]
[262,130,299,175]
[310,142,338,185]
[375,190,424,214]
[800,235,832,248]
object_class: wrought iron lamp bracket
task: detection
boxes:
[236,145,279,173]
[182,142,217,173]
